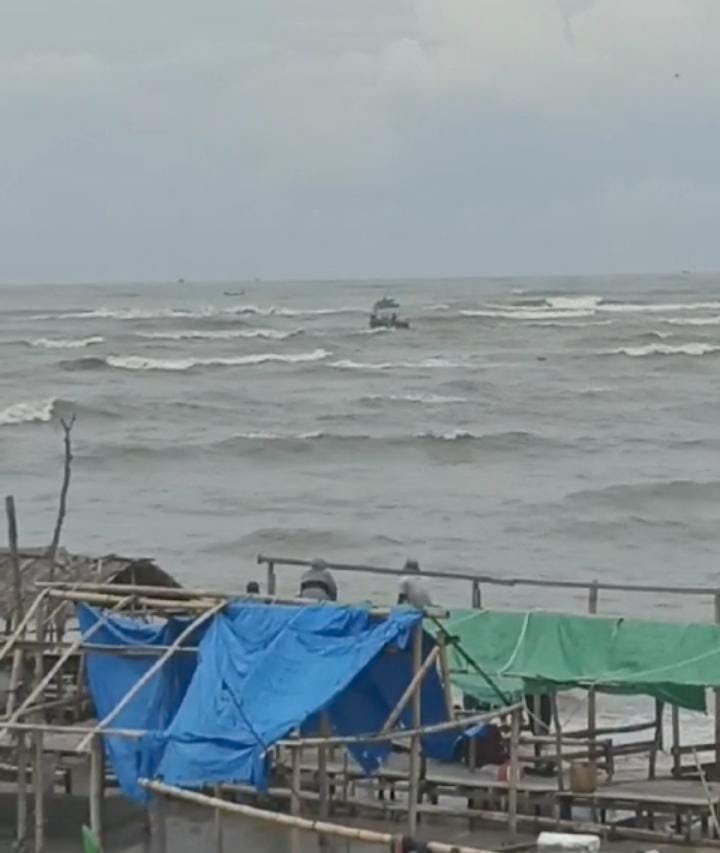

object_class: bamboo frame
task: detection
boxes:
[76,599,227,752]
[141,778,497,853]
[407,624,423,835]
[381,645,440,734]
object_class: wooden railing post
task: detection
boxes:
[267,562,276,596]
[407,626,423,836]
[587,583,598,766]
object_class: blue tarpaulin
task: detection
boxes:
[79,602,454,802]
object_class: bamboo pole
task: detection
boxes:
[141,779,496,853]
[282,706,522,748]
[34,728,45,852]
[76,599,226,752]
[672,704,681,777]
[0,589,50,666]
[17,733,28,848]
[318,713,331,819]
[213,784,224,853]
[551,692,565,793]
[90,734,104,841]
[0,720,145,740]
[381,645,440,734]
[437,636,455,720]
[1,594,135,734]
[715,592,720,775]
[508,705,520,839]
[587,582,598,770]
[5,495,24,623]
[291,745,302,816]
[267,561,277,595]
[152,789,168,853]
[471,580,482,608]
[407,625,423,836]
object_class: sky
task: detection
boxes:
[2,0,720,283]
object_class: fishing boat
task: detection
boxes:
[369,298,410,329]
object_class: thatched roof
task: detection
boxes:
[0,547,180,621]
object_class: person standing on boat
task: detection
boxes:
[299,558,338,602]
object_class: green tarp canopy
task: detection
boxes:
[431,609,720,712]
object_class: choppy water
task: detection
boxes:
[3,275,720,621]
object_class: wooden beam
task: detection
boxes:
[5,495,23,623]
[76,599,226,752]
[551,693,565,793]
[508,705,520,838]
[0,589,50,666]
[89,734,104,841]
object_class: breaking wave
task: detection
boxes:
[330,357,460,371]
[612,343,720,357]
[0,397,56,426]
[664,316,720,326]
[27,336,104,349]
[63,348,331,372]
[36,304,365,321]
[137,328,302,341]
[362,393,468,405]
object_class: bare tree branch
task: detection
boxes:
[47,415,76,576]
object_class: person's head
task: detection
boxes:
[403,559,420,573]
[246,581,260,594]
[397,576,431,609]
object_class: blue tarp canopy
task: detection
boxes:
[79,602,455,802]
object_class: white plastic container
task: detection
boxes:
[537,832,601,853]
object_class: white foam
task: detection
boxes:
[545,296,603,311]
[137,328,301,341]
[330,359,393,371]
[599,301,720,314]
[0,398,55,426]
[29,336,104,349]
[462,308,595,320]
[365,393,468,405]
[664,316,720,326]
[34,304,363,321]
[330,357,459,371]
[613,342,720,357]
[105,348,330,371]
[417,429,476,440]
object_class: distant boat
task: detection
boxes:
[224,290,246,296]
[373,297,399,312]
[370,314,410,330]
[177,278,185,284]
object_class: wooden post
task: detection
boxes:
[408,625,423,836]
[587,583,598,767]
[34,728,45,852]
[649,700,664,780]
[551,692,565,792]
[672,703,681,777]
[17,733,28,848]
[213,784,224,852]
[437,636,455,719]
[471,580,482,609]
[90,734,104,840]
[153,793,168,853]
[319,713,331,819]
[5,496,24,623]
[508,706,520,839]
[291,745,302,816]
[714,592,720,775]
[267,562,277,595]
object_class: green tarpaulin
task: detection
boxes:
[433,609,720,712]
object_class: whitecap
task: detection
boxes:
[0,398,56,426]
[363,393,468,405]
[137,328,301,341]
[462,308,595,320]
[28,336,104,349]
[545,296,603,311]
[105,348,331,371]
[613,342,720,357]
[664,316,720,326]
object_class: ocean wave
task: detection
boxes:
[0,397,56,426]
[27,336,105,349]
[599,301,720,314]
[462,308,595,320]
[72,348,331,372]
[33,304,364,321]
[529,320,613,328]
[568,479,720,507]
[545,296,603,311]
[664,316,720,326]
[612,342,720,357]
[136,328,302,341]
[330,357,460,371]
[362,393,468,405]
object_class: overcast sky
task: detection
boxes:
[2,0,719,283]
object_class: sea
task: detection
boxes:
[2,274,720,620]
[3,273,720,842]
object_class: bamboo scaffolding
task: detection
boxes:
[407,624,423,835]
[76,599,226,752]
[0,594,135,736]
[0,588,50,665]
[141,778,497,853]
